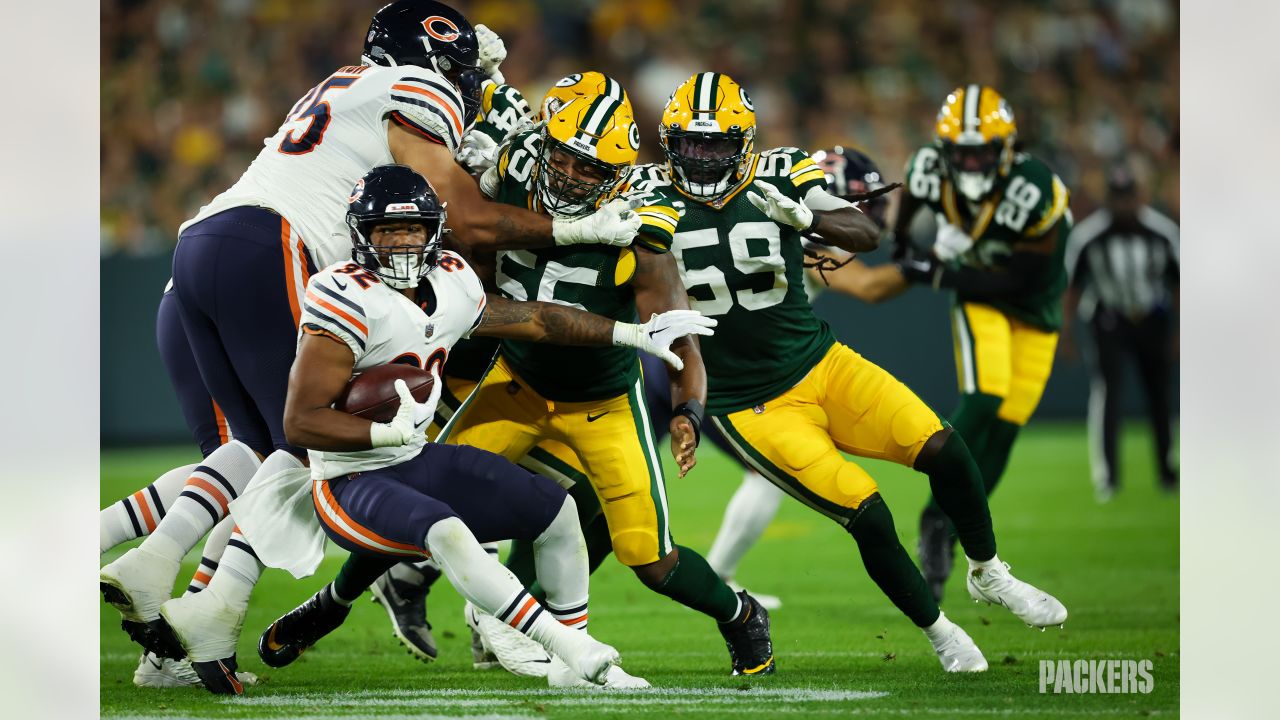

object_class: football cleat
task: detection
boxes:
[100,547,180,624]
[966,559,1068,627]
[371,564,439,662]
[465,601,552,677]
[132,651,258,689]
[917,505,956,603]
[258,584,351,668]
[547,655,648,689]
[471,625,500,670]
[727,580,782,611]
[717,591,775,676]
[158,588,247,695]
[924,615,988,673]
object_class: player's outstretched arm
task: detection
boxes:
[389,124,639,253]
[890,190,925,259]
[284,331,422,452]
[747,181,881,253]
[471,294,714,371]
[904,220,1062,300]
[808,255,910,304]
[632,247,708,477]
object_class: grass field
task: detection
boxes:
[100,422,1178,718]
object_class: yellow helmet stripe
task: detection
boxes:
[964,84,981,136]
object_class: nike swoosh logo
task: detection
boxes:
[333,278,348,290]
[265,624,285,651]
[586,411,609,422]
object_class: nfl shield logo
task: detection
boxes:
[752,404,766,414]
[423,323,435,340]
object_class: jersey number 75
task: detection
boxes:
[278,74,361,155]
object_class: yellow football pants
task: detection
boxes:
[712,343,944,526]
[951,302,1058,426]
[436,355,671,565]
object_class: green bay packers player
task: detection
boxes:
[832,85,1073,602]
[627,72,1068,673]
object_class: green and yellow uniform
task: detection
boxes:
[629,146,945,525]
[438,121,686,566]
[903,146,1071,425]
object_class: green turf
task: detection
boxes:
[100,422,1178,718]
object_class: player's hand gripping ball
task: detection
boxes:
[334,364,435,423]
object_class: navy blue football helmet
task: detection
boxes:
[811,146,889,230]
[347,164,448,289]
[363,1,483,121]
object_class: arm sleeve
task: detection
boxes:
[936,250,1052,302]
[299,271,371,358]
[803,184,858,211]
[386,71,467,153]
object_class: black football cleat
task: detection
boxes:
[718,591,775,676]
[190,655,245,695]
[918,505,955,603]
[371,562,440,662]
[258,584,351,668]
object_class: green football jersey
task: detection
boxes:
[488,129,681,402]
[627,147,835,416]
[904,146,1073,331]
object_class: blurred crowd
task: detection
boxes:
[102,0,1178,255]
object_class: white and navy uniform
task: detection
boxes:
[1065,206,1179,492]
[302,254,570,557]
[170,63,468,457]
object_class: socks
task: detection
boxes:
[523,514,613,602]
[184,517,234,595]
[919,431,996,562]
[204,525,262,609]
[328,583,353,607]
[532,497,589,611]
[100,463,197,555]
[847,497,940,628]
[334,553,399,604]
[977,420,1021,496]
[706,470,783,580]
[921,611,957,644]
[653,545,742,623]
[924,393,1002,516]
[139,441,261,564]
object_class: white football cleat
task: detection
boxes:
[966,558,1068,628]
[923,615,988,672]
[133,651,258,689]
[466,601,552,678]
[160,588,253,694]
[548,656,650,689]
[100,547,181,622]
[558,635,620,686]
[727,580,781,611]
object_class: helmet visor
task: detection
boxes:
[669,133,742,184]
[536,141,621,217]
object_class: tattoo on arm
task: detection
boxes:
[474,294,615,345]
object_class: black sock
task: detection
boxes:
[848,496,940,627]
[918,431,996,561]
[333,553,398,603]
[977,420,1020,496]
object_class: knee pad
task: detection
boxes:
[610,528,659,567]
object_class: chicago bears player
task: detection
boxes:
[242,164,704,692]
[623,71,1068,673]
[98,0,646,690]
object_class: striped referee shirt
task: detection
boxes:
[1065,206,1179,321]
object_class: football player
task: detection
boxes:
[98,0,646,695]
[825,86,1073,601]
[623,72,1068,673]
[249,164,703,691]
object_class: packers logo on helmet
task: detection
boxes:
[537,71,631,122]
[659,72,757,202]
[535,94,638,218]
[934,84,1018,202]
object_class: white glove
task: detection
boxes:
[456,129,499,174]
[552,198,643,247]
[369,378,437,448]
[613,310,717,371]
[932,222,974,262]
[474,24,507,85]
[746,181,814,231]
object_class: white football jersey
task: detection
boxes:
[181,63,468,268]
[299,251,487,480]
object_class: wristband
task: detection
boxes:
[672,399,705,447]
[370,421,403,448]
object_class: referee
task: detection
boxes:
[1062,166,1179,501]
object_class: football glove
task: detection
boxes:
[369,377,440,448]
[897,249,942,286]
[746,181,815,231]
[474,24,507,84]
[933,222,974,262]
[613,310,717,371]
[552,197,643,247]
[456,130,499,175]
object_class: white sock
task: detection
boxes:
[533,496,589,628]
[967,554,1002,572]
[921,611,956,643]
[183,517,234,596]
[199,450,301,609]
[100,463,198,555]
[138,441,260,564]
[706,470,784,579]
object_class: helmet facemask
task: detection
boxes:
[349,210,447,290]
[534,139,624,219]
[662,127,754,201]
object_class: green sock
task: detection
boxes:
[977,420,1021,496]
[925,392,1002,515]
[333,553,398,603]
[655,545,741,623]
[848,496,940,627]
[918,431,996,561]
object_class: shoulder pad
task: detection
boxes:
[386,70,467,152]
[301,264,381,355]
[753,146,825,194]
[904,146,944,203]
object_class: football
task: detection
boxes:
[333,363,434,423]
